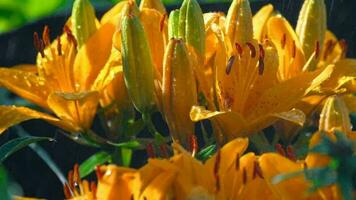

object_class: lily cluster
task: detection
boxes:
[0,0,356,199]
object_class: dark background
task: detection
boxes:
[0,0,356,199]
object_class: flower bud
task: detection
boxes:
[71,0,97,48]
[319,96,352,133]
[296,0,326,64]
[225,0,253,44]
[162,39,198,144]
[121,3,155,114]
[178,0,205,56]
[168,9,180,39]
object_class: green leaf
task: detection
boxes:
[79,151,111,178]
[196,144,216,161]
[0,136,53,163]
[0,165,11,200]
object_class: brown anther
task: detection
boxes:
[73,163,80,184]
[42,25,51,46]
[258,44,265,59]
[235,153,240,170]
[242,167,247,185]
[130,194,135,200]
[291,40,296,58]
[339,39,348,57]
[160,13,167,32]
[159,144,169,158]
[235,42,243,55]
[95,166,103,180]
[281,33,287,49]
[323,40,335,60]
[90,181,97,194]
[275,143,286,156]
[214,150,221,192]
[63,183,73,199]
[33,32,45,58]
[57,36,62,55]
[67,170,74,189]
[315,41,320,59]
[63,25,78,49]
[286,145,297,161]
[246,42,256,58]
[189,134,198,156]
[303,162,308,170]
[258,58,264,75]
[252,161,264,179]
[226,56,236,75]
[146,143,156,158]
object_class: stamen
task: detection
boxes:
[95,166,103,180]
[242,167,247,185]
[226,56,236,75]
[235,42,243,55]
[339,39,348,57]
[63,25,78,49]
[235,153,240,170]
[275,143,286,156]
[314,41,320,59]
[63,184,72,199]
[281,33,287,49]
[252,161,264,179]
[33,32,45,58]
[246,42,256,58]
[130,194,135,200]
[90,181,97,194]
[160,13,167,32]
[67,170,74,189]
[42,25,51,46]
[73,163,80,184]
[57,36,62,55]
[286,145,297,161]
[303,162,308,170]
[323,40,335,60]
[146,143,156,158]
[214,150,221,192]
[291,40,296,58]
[189,134,198,156]
[258,44,265,59]
[258,57,264,75]
[159,144,169,158]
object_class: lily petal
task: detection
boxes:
[47,91,99,132]
[0,106,59,134]
[0,68,50,108]
[253,4,274,41]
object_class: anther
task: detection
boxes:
[146,143,156,158]
[95,166,103,180]
[339,39,348,57]
[159,144,169,158]
[67,170,74,189]
[90,181,97,194]
[291,40,296,58]
[33,32,45,58]
[63,184,72,199]
[258,57,264,75]
[286,145,297,161]
[235,42,243,55]
[57,37,62,55]
[258,44,265,59]
[73,163,80,184]
[303,162,308,170]
[323,40,335,60]
[63,25,78,49]
[189,134,198,157]
[246,42,256,58]
[226,56,236,75]
[275,143,286,156]
[235,153,240,170]
[242,167,247,185]
[281,33,287,49]
[252,161,264,179]
[314,41,320,59]
[160,13,167,32]
[42,25,51,46]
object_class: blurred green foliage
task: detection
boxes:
[0,0,236,33]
